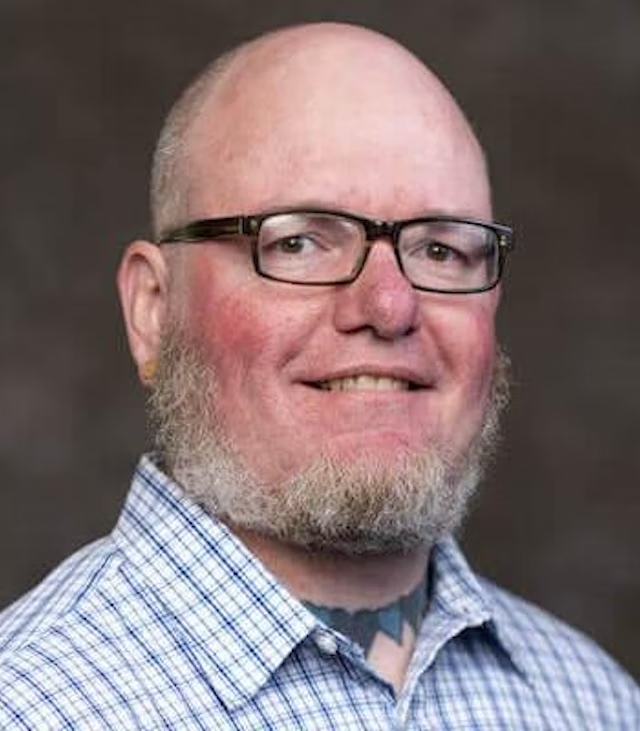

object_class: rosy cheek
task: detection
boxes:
[428,294,495,354]
[180,256,220,331]
[181,254,259,350]
[462,314,496,385]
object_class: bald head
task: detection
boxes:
[150,23,489,238]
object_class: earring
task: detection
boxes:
[140,359,157,386]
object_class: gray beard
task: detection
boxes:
[149,326,510,556]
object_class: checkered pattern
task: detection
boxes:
[0,455,637,729]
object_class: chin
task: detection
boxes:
[318,429,429,463]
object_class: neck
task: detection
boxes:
[231,526,431,693]
[232,526,430,605]
[303,573,428,651]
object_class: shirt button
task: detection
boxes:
[315,631,338,655]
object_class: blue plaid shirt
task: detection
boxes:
[0,455,638,729]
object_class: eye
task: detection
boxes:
[424,242,457,262]
[408,239,466,265]
[272,235,317,255]
[261,230,338,261]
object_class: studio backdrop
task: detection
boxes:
[1,0,639,679]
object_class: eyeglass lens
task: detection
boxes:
[257,212,500,291]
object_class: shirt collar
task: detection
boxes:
[114,456,531,711]
[112,455,317,711]
[420,538,532,682]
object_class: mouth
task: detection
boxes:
[308,375,424,392]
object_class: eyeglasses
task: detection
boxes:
[158,209,515,294]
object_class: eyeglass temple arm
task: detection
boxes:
[158,217,249,244]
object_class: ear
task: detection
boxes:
[116,240,170,386]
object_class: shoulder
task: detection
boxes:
[0,537,121,657]
[0,537,143,729]
[481,576,640,726]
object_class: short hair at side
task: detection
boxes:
[150,47,241,240]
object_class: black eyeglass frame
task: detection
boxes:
[158,208,515,294]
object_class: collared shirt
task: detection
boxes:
[0,456,638,729]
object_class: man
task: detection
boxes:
[0,22,637,729]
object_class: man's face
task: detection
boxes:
[157,36,501,548]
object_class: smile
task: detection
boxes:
[313,375,421,391]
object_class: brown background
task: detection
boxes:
[1,0,639,679]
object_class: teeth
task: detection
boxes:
[318,375,410,391]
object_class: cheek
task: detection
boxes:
[428,298,497,396]
[179,252,265,353]
[181,255,325,386]
[186,292,274,384]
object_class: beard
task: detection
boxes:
[149,325,510,556]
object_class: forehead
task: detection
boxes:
[180,33,491,222]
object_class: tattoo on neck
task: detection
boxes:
[303,576,428,655]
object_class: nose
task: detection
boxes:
[332,241,420,340]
